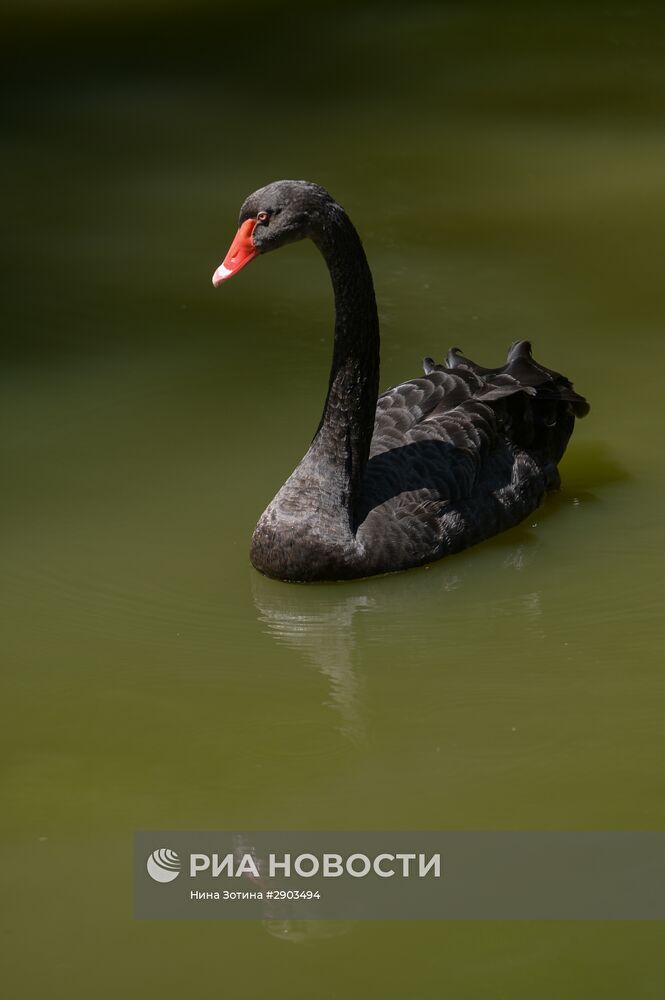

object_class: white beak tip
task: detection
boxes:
[212,264,233,287]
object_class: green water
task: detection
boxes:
[2,2,665,996]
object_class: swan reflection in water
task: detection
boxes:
[251,576,374,744]
[250,519,555,746]
[261,918,355,945]
[231,833,355,945]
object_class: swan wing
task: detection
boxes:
[355,342,588,571]
[360,340,589,535]
[370,339,588,461]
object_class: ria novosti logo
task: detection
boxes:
[146,848,181,883]
[145,846,440,882]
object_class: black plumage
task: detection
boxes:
[214,180,589,582]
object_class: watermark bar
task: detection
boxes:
[134,831,665,920]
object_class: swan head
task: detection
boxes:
[212,179,336,286]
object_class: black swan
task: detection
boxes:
[212,180,589,583]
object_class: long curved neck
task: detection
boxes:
[306,205,380,528]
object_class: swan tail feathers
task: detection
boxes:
[426,340,589,462]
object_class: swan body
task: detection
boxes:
[213,180,589,582]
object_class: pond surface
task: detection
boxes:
[2,3,665,997]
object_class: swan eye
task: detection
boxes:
[257,211,269,223]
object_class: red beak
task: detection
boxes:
[212,218,258,286]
